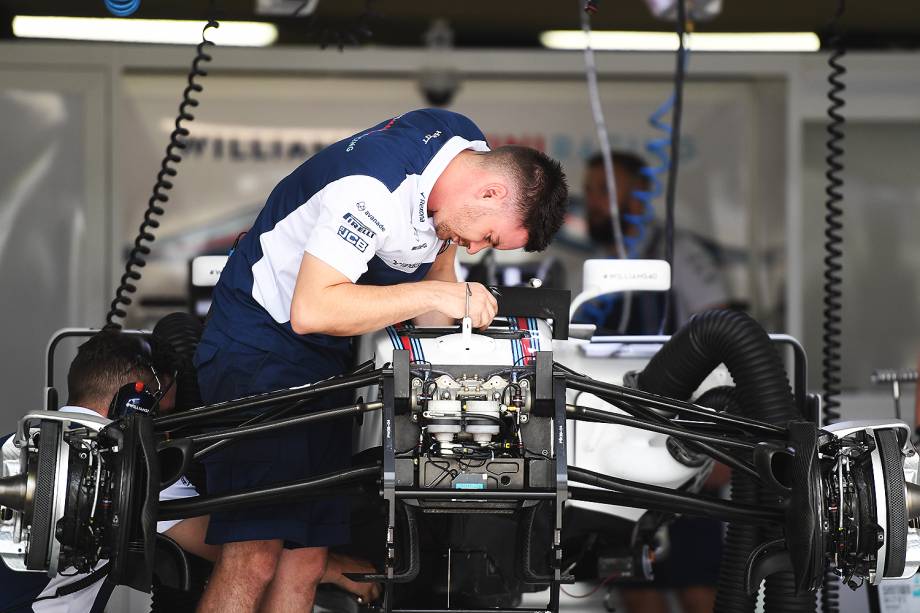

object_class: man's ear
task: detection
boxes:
[478,182,508,202]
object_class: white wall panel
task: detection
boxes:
[0,67,109,433]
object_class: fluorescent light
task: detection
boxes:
[540,30,820,52]
[12,16,278,47]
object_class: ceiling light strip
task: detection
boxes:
[540,30,820,52]
[12,16,278,47]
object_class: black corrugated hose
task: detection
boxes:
[636,309,815,613]
[695,386,738,414]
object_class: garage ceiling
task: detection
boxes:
[1,0,918,49]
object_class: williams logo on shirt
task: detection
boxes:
[337,226,369,252]
[343,213,376,239]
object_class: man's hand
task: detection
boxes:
[433,281,498,329]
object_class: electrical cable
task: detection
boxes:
[579,0,632,333]
[657,0,689,335]
[821,2,847,611]
[105,20,219,328]
[560,572,618,599]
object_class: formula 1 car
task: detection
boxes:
[2,285,918,613]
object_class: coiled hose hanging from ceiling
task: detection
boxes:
[106,21,219,328]
[821,0,847,611]
[104,0,140,17]
[626,95,672,260]
[636,309,814,613]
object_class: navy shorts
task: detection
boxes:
[194,328,353,549]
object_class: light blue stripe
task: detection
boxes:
[411,335,426,363]
[385,326,401,349]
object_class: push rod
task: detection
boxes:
[566,404,757,451]
[258,358,379,425]
[189,361,382,464]
[566,381,762,481]
[394,490,557,500]
[568,466,784,524]
[153,370,383,429]
[564,375,786,436]
[190,401,383,458]
[568,486,781,525]
[157,464,380,521]
[568,334,808,418]
[394,610,552,613]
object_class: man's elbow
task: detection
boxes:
[291,305,353,336]
[290,307,321,335]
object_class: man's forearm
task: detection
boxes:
[413,244,458,327]
[291,281,440,336]
[413,310,456,327]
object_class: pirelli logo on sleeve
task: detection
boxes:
[337,225,369,252]
[343,213,376,239]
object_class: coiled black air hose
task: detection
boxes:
[106,21,218,328]
[636,309,813,613]
[820,1,847,611]
[822,0,847,432]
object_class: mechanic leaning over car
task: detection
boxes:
[192,108,569,613]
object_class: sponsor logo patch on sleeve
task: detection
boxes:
[337,226,369,252]
[343,213,376,238]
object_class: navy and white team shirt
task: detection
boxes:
[206,108,489,364]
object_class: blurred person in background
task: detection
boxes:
[577,151,728,334]
[579,152,730,613]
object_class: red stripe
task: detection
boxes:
[400,334,414,360]
[518,317,533,364]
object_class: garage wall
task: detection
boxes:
[0,64,110,434]
[117,72,782,329]
[0,42,918,433]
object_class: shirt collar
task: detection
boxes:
[415,135,490,230]
[59,405,105,417]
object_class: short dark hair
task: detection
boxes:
[67,329,175,408]
[586,151,649,187]
[486,145,568,252]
